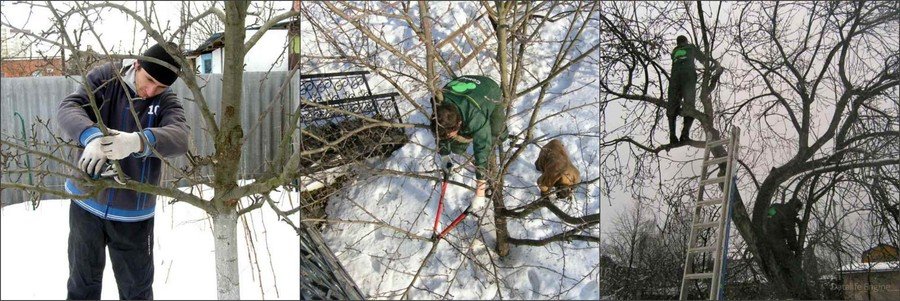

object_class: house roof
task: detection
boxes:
[188,32,224,56]
[839,261,900,273]
[246,19,295,30]
[864,243,898,253]
[187,20,296,56]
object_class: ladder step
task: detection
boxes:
[703,156,729,166]
[697,198,724,206]
[700,176,727,186]
[684,272,715,280]
[689,245,717,254]
[707,139,729,148]
[693,221,720,229]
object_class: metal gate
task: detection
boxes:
[296,71,407,300]
[298,223,365,300]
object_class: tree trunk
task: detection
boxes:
[490,136,509,256]
[490,143,512,256]
[418,1,441,104]
[210,2,249,299]
[492,183,510,257]
[492,1,512,258]
[732,174,815,299]
[212,209,240,300]
[753,238,815,299]
[213,1,248,191]
[752,175,816,298]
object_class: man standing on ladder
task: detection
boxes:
[667,35,721,144]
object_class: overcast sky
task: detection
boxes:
[1,1,292,57]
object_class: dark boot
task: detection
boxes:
[668,115,679,144]
[680,117,695,142]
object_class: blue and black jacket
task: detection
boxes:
[57,62,189,222]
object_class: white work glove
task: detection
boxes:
[100,129,144,160]
[470,196,488,213]
[435,155,452,175]
[79,138,108,178]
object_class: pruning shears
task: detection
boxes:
[431,161,481,241]
[94,162,129,185]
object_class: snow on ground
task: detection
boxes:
[319,79,600,299]
[1,184,300,300]
[840,261,900,273]
[314,52,600,301]
[299,2,600,298]
[321,132,599,299]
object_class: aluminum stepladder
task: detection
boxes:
[679,127,740,300]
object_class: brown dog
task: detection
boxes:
[534,139,581,199]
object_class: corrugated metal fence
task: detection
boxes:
[1,72,299,206]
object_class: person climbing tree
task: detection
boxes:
[667,35,720,144]
[430,75,508,213]
[765,197,804,286]
[765,197,803,255]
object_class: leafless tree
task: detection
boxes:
[178,1,223,50]
[0,1,404,299]
[601,1,899,299]
[301,1,599,299]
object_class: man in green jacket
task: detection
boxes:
[667,35,719,144]
[431,75,508,212]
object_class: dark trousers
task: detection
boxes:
[67,203,154,300]
[667,73,698,139]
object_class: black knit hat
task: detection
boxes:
[139,43,181,86]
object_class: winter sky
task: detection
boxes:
[1,1,292,57]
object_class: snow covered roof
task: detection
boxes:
[839,261,900,273]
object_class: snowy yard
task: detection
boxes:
[1,1,600,300]
[318,86,600,299]
[1,185,300,300]
[299,1,601,299]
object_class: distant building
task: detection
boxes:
[863,244,899,263]
[1,57,63,77]
[63,46,123,75]
[1,27,31,58]
[1,27,64,77]
[839,244,900,300]
[186,19,299,74]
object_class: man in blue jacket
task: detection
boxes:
[57,42,189,300]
